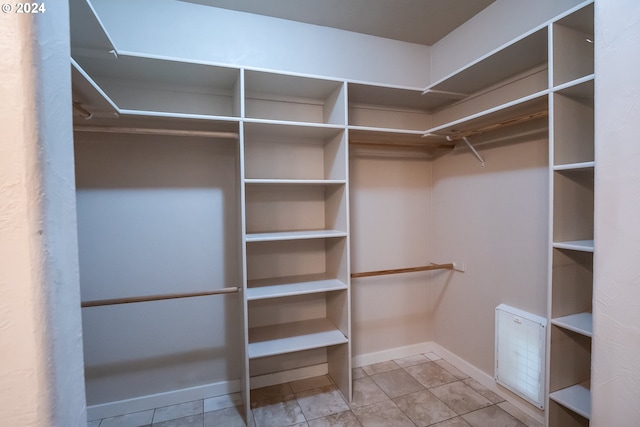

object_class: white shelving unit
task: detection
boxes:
[241,72,351,419]
[548,3,594,426]
[71,24,353,422]
[70,1,597,424]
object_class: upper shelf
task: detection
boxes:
[71,59,118,119]
[244,70,346,125]
[73,52,242,120]
[349,83,453,112]
[424,28,548,104]
[424,91,549,139]
[69,0,115,55]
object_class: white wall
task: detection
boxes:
[89,0,430,88]
[430,0,585,83]
[75,134,241,407]
[592,1,640,424]
[430,135,549,382]
[349,151,433,357]
[0,4,87,427]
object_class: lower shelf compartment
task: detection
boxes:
[248,318,348,359]
[549,383,591,420]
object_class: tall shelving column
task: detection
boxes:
[547,3,594,426]
[240,70,352,420]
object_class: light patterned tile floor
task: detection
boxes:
[88,352,543,427]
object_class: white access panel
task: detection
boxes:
[495,304,547,409]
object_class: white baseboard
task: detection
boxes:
[352,342,435,368]
[429,342,544,424]
[87,364,328,421]
[87,379,240,421]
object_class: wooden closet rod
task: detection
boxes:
[351,263,454,279]
[427,110,548,141]
[81,287,240,308]
[74,126,239,139]
[349,141,455,150]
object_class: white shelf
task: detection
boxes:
[245,179,345,186]
[73,52,241,119]
[247,274,347,301]
[71,59,119,117]
[244,120,344,139]
[550,384,591,419]
[553,240,594,252]
[552,312,593,337]
[553,74,594,97]
[348,82,452,111]
[425,91,549,138]
[426,27,548,99]
[553,161,595,172]
[247,318,348,359]
[244,118,347,130]
[69,0,116,54]
[245,229,347,243]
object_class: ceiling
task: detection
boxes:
[181,0,496,45]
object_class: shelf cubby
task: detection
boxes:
[244,70,346,125]
[73,52,242,119]
[246,238,347,284]
[549,326,591,399]
[247,289,349,359]
[347,83,432,130]
[245,183,347,236]
[244,122,346,181]
[553,169,594,243]
[552,3,594,87]
[551,249,593,319]
[553,80,594,166]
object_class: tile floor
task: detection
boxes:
[88,351,543,427]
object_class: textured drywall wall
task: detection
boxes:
[88,0,431,87]
[592,1,640,424]
[0,14,52,426]
[0,5,87,426]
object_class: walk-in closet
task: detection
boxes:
[69,1,597,426]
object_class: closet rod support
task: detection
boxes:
[458,136,485,168]
[81,287,240,308]
[351,263,454,279]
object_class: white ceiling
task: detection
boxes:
[180,0,496,45]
